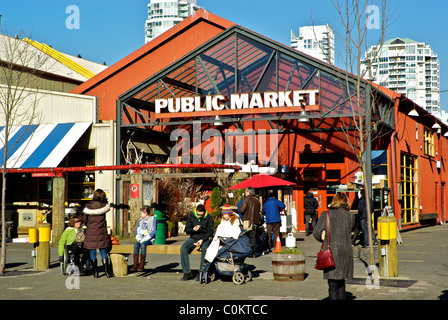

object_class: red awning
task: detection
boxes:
[228,174,296,190]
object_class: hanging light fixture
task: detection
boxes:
[298,110,309,122]
[213,115,223,126]
[432,122,441,129]
[444,131,448,137]
[408,109,419,116]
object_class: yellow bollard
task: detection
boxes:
[377,216,398,277]
[28,228,38,244]
[35,223,51,270]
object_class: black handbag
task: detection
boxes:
[315,212,335,270]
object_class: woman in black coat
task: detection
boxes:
[83,189,112,278]
[313,193,355,300]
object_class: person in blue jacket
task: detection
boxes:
[131,206,157,272]
[262,190,286,250]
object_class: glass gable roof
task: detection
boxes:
[120,25,386,129]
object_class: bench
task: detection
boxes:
[109,244,201,277]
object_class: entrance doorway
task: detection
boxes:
[296,165,345,232]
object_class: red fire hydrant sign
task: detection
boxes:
[131,184,139,198]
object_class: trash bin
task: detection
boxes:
[153,209,166,245]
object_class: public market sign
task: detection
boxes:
[154,89,320,118]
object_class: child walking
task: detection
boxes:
[131,206,157,272]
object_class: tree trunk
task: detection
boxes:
[1,172,7,274]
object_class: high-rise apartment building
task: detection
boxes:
[291,24,334,65]
[362,38,440,115]
[145,0,200,43]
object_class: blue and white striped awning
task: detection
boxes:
[0,122,91,168]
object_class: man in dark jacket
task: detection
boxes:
[358,190,376,248]
[239,186,261,255]
[180,204,214,281]
[304,191,318,236]
[262,190,286,249]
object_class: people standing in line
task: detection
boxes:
[83,189,113,278]
[205,204,242,263]
[180,204,214,281]
[304,191,319,236]
[358,189,377,248]
[58,215,89,274]
[262,190,285,250]
[238,186,261,256]
[313,193,356,300]
[131,206,157,272]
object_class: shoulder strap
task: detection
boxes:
[326,212,331,247]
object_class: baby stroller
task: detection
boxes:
[199,230,253,285]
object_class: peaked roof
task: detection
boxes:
[71,9,235,95]
[0,34,106,83]
[384,37,418,45]
[117,22,399,131]
[70,8,400,124]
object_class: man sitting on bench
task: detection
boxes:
[180,204,214,281]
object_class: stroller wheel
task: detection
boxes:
[245,270,252,282]
[232,272,245,285]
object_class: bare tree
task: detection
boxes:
[0,27,50,273]
[309,0,395,272]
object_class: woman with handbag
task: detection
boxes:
[313,193,355,300]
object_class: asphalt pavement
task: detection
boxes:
[0,223,447,312]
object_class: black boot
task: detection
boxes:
[91,260,99,278]
[102,258,113,278]
[181,272,194,281]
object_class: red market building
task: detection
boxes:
[72,9,448,234]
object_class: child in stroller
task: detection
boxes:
[200,205,253,284]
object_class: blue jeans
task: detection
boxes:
[134,239,153,255]
[180,238,210,273]
[90,248,108,260]
[360,219,369,247]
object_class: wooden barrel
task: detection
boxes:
[272,253,305,281]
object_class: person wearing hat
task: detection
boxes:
[205,204,242,263]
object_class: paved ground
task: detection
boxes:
[0,223,447,311]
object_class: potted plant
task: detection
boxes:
[271,247,306,282]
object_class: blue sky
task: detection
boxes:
[0,0,447,110]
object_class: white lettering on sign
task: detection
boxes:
[155,90,319,114]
